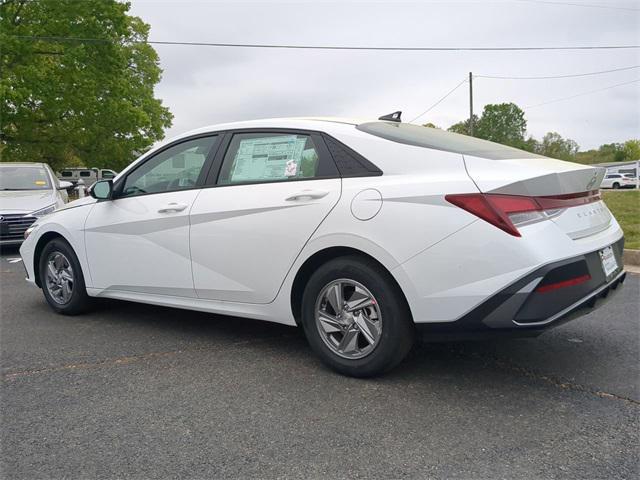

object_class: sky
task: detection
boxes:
[128,0,640,150]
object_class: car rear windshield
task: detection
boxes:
[356,121,544,160]
[0,165,51,190]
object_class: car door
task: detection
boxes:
[84,135,219,297]
[189,130,341,303]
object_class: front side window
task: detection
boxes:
[121,136,217,197]
[80,171,92,177]
[0,165,51,190]
[61,171,73,177]
[218,133,322,185]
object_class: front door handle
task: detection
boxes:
[285,190,330,201]
[158,202,188,213]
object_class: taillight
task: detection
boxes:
[445,190,600,237]
[535,274,591,293]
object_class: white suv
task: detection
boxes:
[600,173,637,189]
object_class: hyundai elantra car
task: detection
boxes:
[19,115,626,376]
[0,162,72,246]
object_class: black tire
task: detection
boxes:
[613,182,620,189]
[39,238,92,315]
[300,255,414,377]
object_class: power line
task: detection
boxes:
[524,78,640,108]
[475,65,640,80]
[409,78,468,123]
[9,35,640,51]
[514,0,640,11]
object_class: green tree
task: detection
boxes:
[598,143,627,163]
[622,139,640,161]
[447,114,479,136]
[537,132,579,161]
[422,122,440,129]
[474,102,527,148]
[0,0,172,171]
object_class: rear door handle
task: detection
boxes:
[158,202,188,213]
[285,190,330,201]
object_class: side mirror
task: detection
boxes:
[58,180,73,190]
[89,179,113,200]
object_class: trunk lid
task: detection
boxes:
[463,154,610,239]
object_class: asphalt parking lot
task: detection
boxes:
[1,247,638,479]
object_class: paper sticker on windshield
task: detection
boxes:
[285,159,298,177]
[34,180,46,185]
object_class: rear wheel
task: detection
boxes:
[39,238,92,315]
[300,256,414,377]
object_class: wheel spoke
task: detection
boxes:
[354,312,379,346]
[337,328,359,354]
[61,281,72,301]
[346,296,375,313]
[326,283,343,315]
[46,262,58,281]
[59,269,73,282]
[318,311,343,333]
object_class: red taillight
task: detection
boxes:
[535,274,591,293]
[445,190,600,237]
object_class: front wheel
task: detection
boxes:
[612,182,620,189]
[300,256,414,377]
[39,238,92,315]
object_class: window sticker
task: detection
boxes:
[229,135,307,182]
[34,180,46,186]
[285,159,298,177]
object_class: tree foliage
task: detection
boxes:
[0,0,172,171]
[447,114,479,136]
[537,132,579,161]
[622,139,640,161]
[442,101,637,165]
[575,141,640,165]
[474,103,527,148]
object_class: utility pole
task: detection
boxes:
[469,72,474,137]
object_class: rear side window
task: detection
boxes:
[80,171,92,177]
[218,133,332,185]
[61,171,73,177]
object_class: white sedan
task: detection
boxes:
[19,115,626,376]
[0,162,72,246]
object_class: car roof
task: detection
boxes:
[176,117,362,137]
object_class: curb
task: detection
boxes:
[623,249,640,267]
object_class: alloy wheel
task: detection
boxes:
[45,252,74,304]
[314,279,382,359]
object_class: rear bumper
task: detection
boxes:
[417,237,626,341]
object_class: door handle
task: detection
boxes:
[285,190,330,201]
[158,202,188,213]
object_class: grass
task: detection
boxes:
[602,190,640,250]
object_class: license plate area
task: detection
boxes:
[599,245,618,278]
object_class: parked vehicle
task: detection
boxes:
[0,162,72,245]
[600,173,637,189]
[57,168,117,187]
[20,115,626,376]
